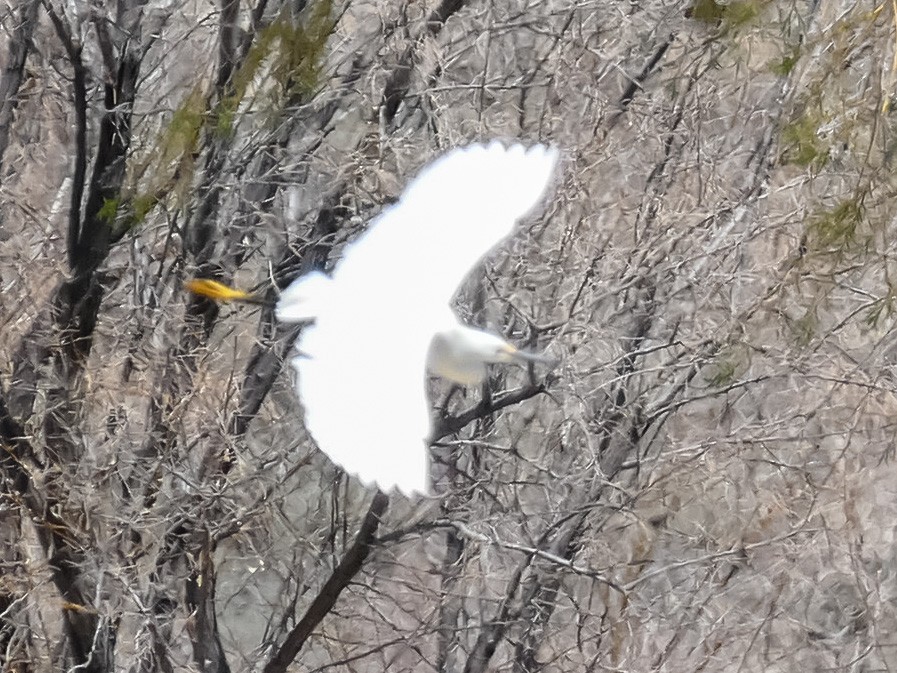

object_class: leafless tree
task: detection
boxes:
[3,0,897,671]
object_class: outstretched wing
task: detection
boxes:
[333,142,559,309]
[294,313,434,494]
[286,142,558,495]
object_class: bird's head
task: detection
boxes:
[493,341,558,368]
[460,329,556,368]
[491,340,524,364]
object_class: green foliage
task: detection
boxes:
[132,194,159,223]
[116,0,334,226]
[270,0,333,99]
[865,291,897,328]
[723,0,760,27]
[780,114,828,169]
[102,191,158,237]
[806,198,865,250]
[770,46,801,76]
[162,88,205,165]
[217,0,333,135]
[689,0,762,29]
[164,90,206,208]
[120,87,205,230]
[790,309,817,348]
[98,198,119,225]
[705,355,738,387]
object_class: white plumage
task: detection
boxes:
[276,142,558,495]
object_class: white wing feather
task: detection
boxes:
[295,319,432,494]
[281,142,558,494]
[334,142,558,307]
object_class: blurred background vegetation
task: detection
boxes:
[3,0,897,670]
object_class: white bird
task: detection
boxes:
[275,142,558,495]
[187,142,558,495]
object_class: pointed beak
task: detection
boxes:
[503,344,559,369]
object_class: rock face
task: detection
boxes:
[2,0,897,671]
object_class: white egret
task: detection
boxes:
[188,142,558,495]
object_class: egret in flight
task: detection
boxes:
[188,142,558,495]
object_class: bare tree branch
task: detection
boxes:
[433,382,549,440]
[185,532,232,673]
[262,492,390,673]
[0,0,40,169]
